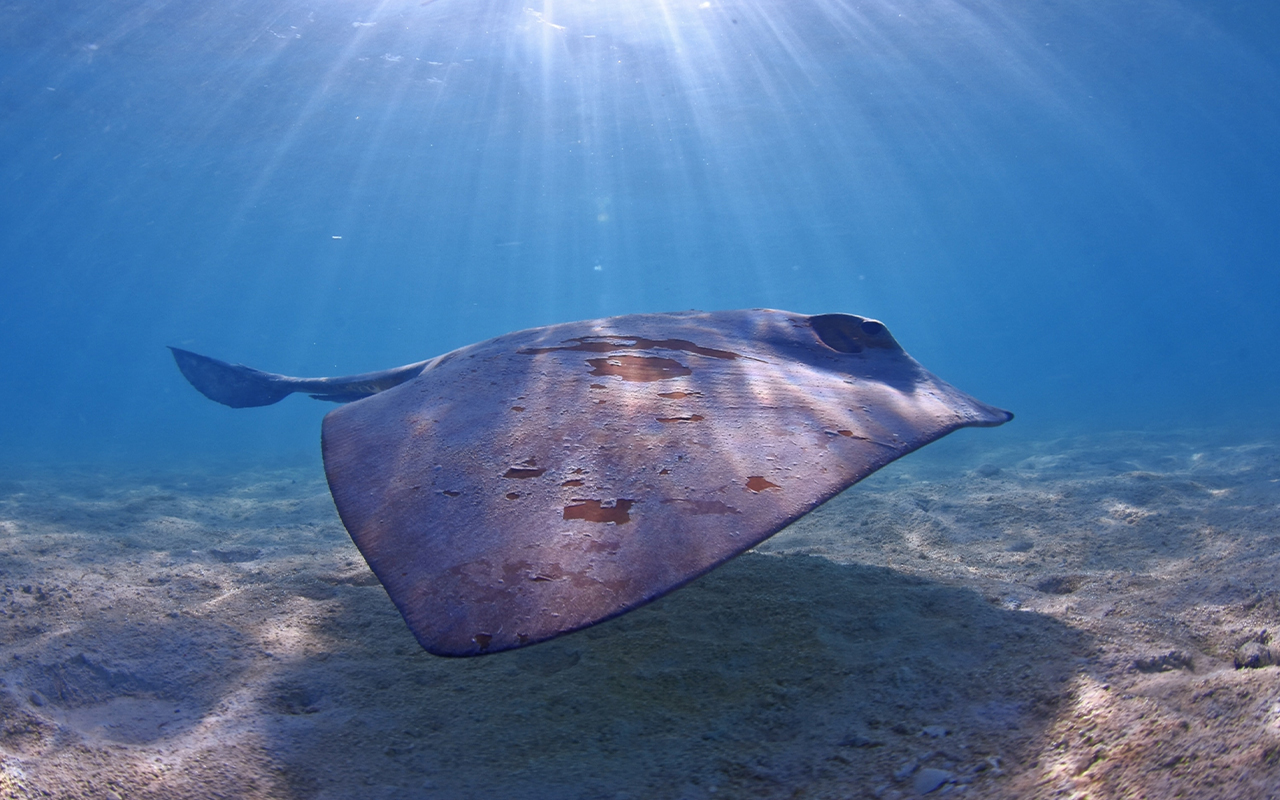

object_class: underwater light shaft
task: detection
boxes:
[0,0,1277,464]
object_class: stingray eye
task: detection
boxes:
[809,314,868,353]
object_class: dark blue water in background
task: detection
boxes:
[1,0,1277,468]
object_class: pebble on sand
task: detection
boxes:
[1234,641,1274,669]
[913,767,952,794]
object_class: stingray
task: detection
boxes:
[171,309,1011,656]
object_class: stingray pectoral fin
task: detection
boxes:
[169,347,296,408]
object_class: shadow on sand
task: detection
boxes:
[263,552,1090,799]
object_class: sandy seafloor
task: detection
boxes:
[0,431,1278,800]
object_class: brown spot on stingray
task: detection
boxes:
[658,390,702,399]
[511,406,525,412]
[563,499,635,524]
[505,492,521,500]
[561,479,585,487]
[473,633,493,651]
[746,476,780,492]
[586,356,691,382]
[656,415,705,423]
[589,383,607,389]
[441,490,461,498]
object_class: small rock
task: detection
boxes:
[921,725,949,738]
[1234,641,1274,669]
[1132,650,1194,673]
[913,768,952,794]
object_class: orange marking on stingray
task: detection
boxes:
[586,356,691,382]
[563,499,634,524]
[746,476,780,492]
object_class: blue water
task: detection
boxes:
[2,0,1278,468]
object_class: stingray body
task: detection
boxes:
[171,309,1011,656]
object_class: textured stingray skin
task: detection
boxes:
[317,309,1012,656]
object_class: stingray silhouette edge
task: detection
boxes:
[171,309,1012,656]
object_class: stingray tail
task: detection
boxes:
[170,347,433,408]
[169,347,296,408]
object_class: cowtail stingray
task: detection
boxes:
[171,309,1012,656]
